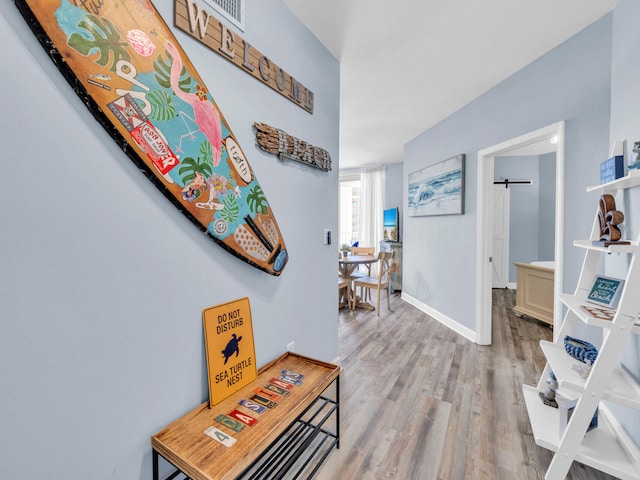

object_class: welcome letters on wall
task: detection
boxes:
[174,0,314,113]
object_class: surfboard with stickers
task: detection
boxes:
[15,0,288,276]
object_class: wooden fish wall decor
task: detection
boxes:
[254,123,332,172]
[15,0,288,276]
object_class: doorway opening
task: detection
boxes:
[492,149,557,289]
[476,122,565,345]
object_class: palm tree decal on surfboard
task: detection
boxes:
[15,0,288,275]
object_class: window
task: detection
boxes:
[339,180,361,247]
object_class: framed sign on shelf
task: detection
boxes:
[586,275,625,309]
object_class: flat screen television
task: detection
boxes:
[383,207,399,242]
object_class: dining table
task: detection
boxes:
[338,254,378,311]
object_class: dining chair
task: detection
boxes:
[349,246,375,300]
[338,276,351,309]
[349,246,375,274]
[351,251,394,316]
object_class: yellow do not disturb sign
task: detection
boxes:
[203,297,257,407]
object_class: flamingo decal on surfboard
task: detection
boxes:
[165,39,222,165]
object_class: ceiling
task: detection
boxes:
[283,0,618,170]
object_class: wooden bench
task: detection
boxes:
[152,352,340,480]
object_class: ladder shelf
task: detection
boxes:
[523,174,640,479]
[573,239,639,253]
[523,385,640,479]
[558,292,640,333]
[539,340,640,409]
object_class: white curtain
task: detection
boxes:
[359,167,385,264]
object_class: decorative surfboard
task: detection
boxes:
[15,0,288,276]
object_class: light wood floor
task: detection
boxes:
[315,290,616,480]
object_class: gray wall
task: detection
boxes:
[607,0,640,447]
[385,162,404,241]
[0,1,339,479]
[538,152,557,261]
[403,13,612,332]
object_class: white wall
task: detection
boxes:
[0,1,339,479]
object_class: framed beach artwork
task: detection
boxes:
[408,154,465,216]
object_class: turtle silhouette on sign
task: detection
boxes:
[222,334,243,365]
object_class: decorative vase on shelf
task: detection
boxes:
[539,371,559,408]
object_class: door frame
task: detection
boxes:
[475,121,565,345]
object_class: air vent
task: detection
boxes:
[202,0,245,31]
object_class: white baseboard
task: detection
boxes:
[507,282,517,289]
[401,292,477,343]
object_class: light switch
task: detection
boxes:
[324,229,332,245]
